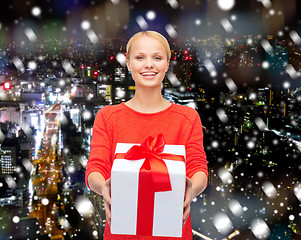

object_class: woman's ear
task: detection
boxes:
[126,58,131,72]
[165,59,170,73]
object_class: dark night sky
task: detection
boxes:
[0,0,300,39]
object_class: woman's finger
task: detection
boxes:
[102,178,112,225]
[183,177,192,208]
[103,178,111,205]
[104,200,111,225]
[183,204,190,225]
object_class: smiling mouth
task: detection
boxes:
[140,72,158,77]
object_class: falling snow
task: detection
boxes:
[225,78,237,92]
[221,18,233,33]
[165,24,177,38]
[136,16,148,30]
[31,6,42,17]
[213,212,233,234]
[0,1,300,239]
[146,11,156,21]
[250,218,270,239]
[81,21,91,31]
[217,0,235,11]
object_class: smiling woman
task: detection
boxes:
[124,31,171,113]
[85,30,208,240]
[126,35,169,91]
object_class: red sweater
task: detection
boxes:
[85,102,208,240]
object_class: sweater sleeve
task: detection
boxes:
[185,111,208,179]
[85,108,112,189]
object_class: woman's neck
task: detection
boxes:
[125,85,170,113]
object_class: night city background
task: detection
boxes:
[0,0,301,239]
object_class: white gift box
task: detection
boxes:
[111,142,186,237]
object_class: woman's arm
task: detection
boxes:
[183,171,208,225]
[85,108,111,190]
[88,172,112,225]
[191,171,208,197]
[88,172,106,195]
[183,109,209,225]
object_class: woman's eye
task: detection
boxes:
[154,57,162,60]
[136,56,144,60]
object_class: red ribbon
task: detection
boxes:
[114,133,185,236]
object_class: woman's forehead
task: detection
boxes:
[130,36,166,52]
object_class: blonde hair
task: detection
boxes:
[126,31,171,60]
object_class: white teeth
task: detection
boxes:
[141,72,156,76]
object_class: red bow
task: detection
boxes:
[114,133,185,236]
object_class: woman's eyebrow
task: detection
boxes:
[153,52,164,55]
[134,52,164,55]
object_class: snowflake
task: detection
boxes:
[31,6,42,17]
[213,212,233,234]
[250,218,270,239]
[217,0,235,11]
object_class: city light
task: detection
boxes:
[2,82,11,90]
[93,71,99,78]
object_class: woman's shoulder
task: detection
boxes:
[95,103,124,118]
[171,103,199,118]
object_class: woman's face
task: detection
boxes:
[126,36,170,89]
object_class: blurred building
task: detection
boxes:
[164,88,198,109]
[0,106,21,125]
[0,138,17,175]
[0,101,44,131]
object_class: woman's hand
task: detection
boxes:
[183,176,194,226]
[102,178,112,226]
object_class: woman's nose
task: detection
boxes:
[145,58,154,68]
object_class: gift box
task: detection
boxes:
[111,134,186,237]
